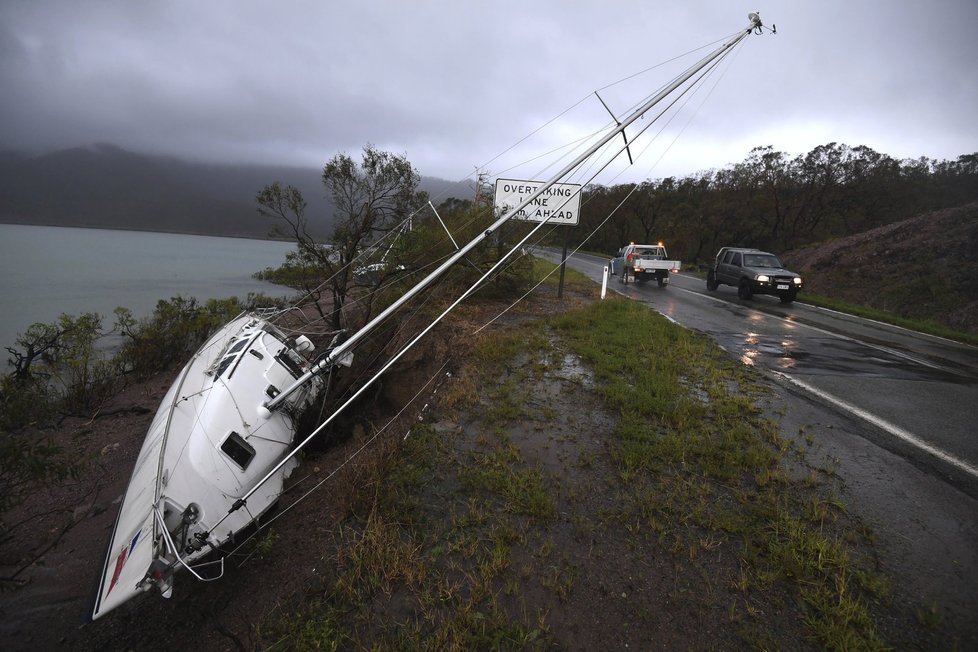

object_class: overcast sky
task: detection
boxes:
[2,0,976,185]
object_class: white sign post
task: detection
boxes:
[493,178,581,226]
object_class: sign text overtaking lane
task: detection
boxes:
[493,178,581,226]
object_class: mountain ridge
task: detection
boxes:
[0,145,474,239]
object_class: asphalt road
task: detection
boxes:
[538,248,978,496]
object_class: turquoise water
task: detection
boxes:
[0,224,296,351]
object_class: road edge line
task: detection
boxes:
[778,372,978,480]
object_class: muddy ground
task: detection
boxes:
[1,285,976,650]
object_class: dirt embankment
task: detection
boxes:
[781,202,978,334]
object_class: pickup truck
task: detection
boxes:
[609,243,682,287]
[706,246,803,303]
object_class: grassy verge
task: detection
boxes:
[550,298,891,649]
[254,282,922,649]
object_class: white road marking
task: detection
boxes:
[779,372,978,480]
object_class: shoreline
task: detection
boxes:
[0,219,295,243]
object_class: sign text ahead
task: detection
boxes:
[493,178,581,226]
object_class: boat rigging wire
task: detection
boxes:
[94,16,771,619]
[202,13,764,539]
[268,28,750,342]
[251,27,751,512]
[473,38,749,333]
[224,357,454,562]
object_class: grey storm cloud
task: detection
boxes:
[1,0,976,182]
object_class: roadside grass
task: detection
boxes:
[259,289,903,649]
[550,298,890,648]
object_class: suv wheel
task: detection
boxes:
[779,291,797,304]
[706,270,718,291]
[738,279,753,300]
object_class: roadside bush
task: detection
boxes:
[114,296,245,378]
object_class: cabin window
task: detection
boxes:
[215,355,236,378]
[221,431,256,470]
[228,339,248,354]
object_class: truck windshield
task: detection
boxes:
[744,254,781,268]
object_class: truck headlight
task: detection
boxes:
[793,277,802,285]
[756,275,770,283]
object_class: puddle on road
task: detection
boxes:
[716,331,969,383]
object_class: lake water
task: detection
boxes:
[0,224,297,353]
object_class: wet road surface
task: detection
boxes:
[540,249,978,494]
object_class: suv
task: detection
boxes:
[706,247,803,303]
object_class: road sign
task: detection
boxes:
[493,178,581,226]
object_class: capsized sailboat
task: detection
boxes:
[92,12,769,620]
[91,314,328,618]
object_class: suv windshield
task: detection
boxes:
[743,254,782,268]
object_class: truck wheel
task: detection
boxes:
[657,277,666,288]
[706,270,718,291]
[738,279,753,300]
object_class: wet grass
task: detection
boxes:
[258,290,910,650]
[552,298,891,649]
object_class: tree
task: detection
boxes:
[2,312,113,424]
[258,145,428,331]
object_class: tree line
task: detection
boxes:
[559,143,978,261]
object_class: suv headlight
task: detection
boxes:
[756,275,770,283]
[793,277,802,285]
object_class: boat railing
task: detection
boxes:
[153,507,225,583]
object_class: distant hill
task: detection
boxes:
[0,144,474,240]
[781,202,978,334]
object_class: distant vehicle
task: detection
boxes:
[706,247,803,303]
[609,242,682,287]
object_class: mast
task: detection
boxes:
[198,13,768,532]
[264,12,763,413]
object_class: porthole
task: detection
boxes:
[220,431,255,470]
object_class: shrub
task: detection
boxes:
[114,296,245,378]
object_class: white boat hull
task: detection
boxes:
[92,313,321,619]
